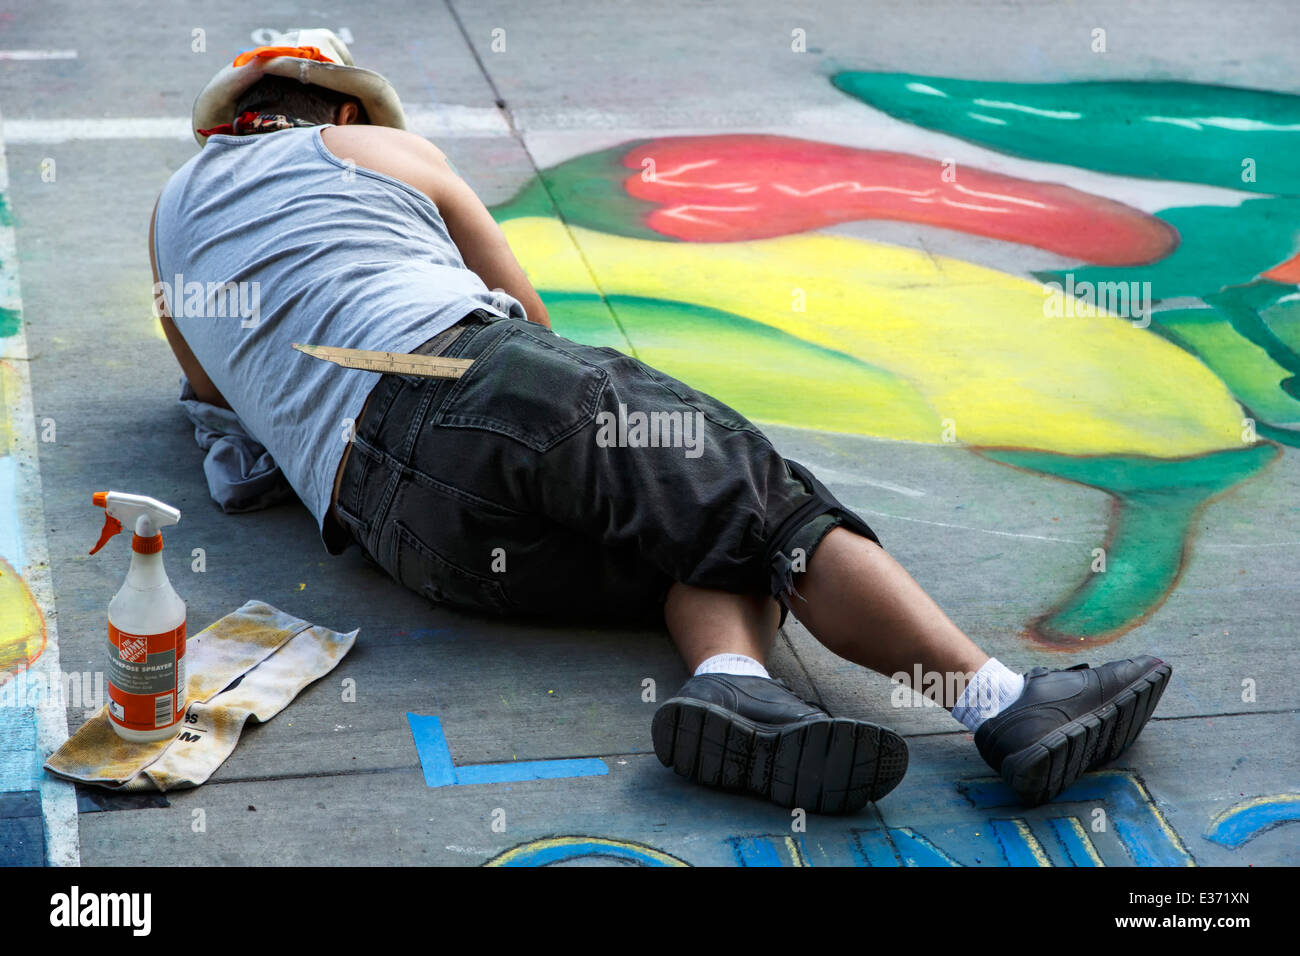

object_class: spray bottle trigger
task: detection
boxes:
[90,514,123,555]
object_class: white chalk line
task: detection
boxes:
[805,463,927,498]
[853,507,1091,545]
[0,50,77,61]
[1,105,510,144]
[857,507,1300,551]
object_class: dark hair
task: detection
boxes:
[233,75,370,124]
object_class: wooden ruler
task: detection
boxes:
[292,342,474,380]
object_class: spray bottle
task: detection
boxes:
[89,491,187,742]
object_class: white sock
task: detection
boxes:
[951,658,1025,731]
[694,653,770,679]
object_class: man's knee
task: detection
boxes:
[764,459,882,619]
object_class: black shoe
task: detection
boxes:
[975,655,1172,807]
[651,674,909,814]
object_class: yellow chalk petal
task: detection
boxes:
[0,558,45,676]
[502,217,1244,456]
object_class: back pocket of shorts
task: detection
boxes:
[392,520,509,614]
[434,325,608,452]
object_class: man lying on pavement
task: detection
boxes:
[150,30,1172,813]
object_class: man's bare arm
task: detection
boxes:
[320,125,551,328]
[150,196,232,409]
[431,171,551,329]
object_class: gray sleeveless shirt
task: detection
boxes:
[153,126,525,551]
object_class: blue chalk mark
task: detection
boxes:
[1049,817,1103,867]
[989,819,1050,867]
[738,827,963,867]
[723,772,1197,868]
[731,836,786,867]
[1204,794,1300,849]
[407,713,458,787]
[406,713,608,788]
[730,835,807,867]
[850,828,902,867]
[489,836,688,867]
[889,827,964,867]
[962,771,1195,867]
[0,790,46,866]
[0,456,27,569]
[0,703,39,795]
[455,759,609,784]
[1113,817,1165,867]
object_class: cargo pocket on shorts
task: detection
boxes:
[391,520,510,614]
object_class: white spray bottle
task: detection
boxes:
[90,491,187,742]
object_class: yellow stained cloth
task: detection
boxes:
[45,600,356,791]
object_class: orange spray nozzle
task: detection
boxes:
[90,492,122,555]
[90,515,122,555]
[89,490,181,555]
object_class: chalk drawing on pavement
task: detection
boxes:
[484,835,690,867]
[478,770,1195,867]
[1203,793,1300,850]
[407,712,608,787]
[0,121,78,865]
[491,75,1300,646]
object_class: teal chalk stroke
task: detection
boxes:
[832,73,1300,195]
[979,445,1278,645]
[1035,201,1300,303]
[0,306,20,338]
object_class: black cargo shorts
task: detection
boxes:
[331,309,881,624]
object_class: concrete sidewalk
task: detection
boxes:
[0,0,1296,866]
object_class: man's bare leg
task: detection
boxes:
[663,583,780,672]
[791,527,988,708]
[663,527,987,708]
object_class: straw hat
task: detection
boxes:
[191,28,406,146]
